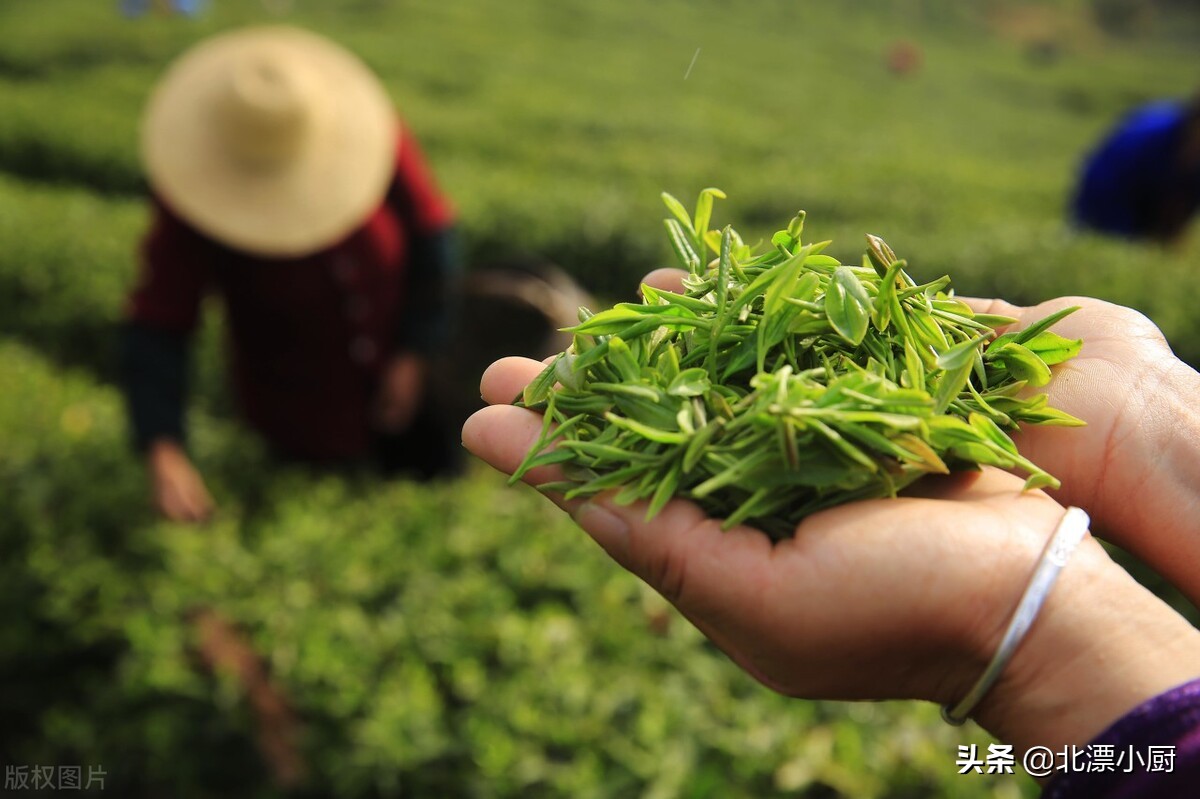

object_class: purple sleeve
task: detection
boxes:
[1042,677,1200,799]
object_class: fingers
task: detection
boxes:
[462,398,778,630]
[480,356,546,405]
[641,268,688,294]
[571,493,776,619]
[461,403,569,486]
[157,481,214,523]
[958,296,1027,320]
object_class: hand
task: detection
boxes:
[964,295,1200,604]
[463,355,1200,755]
[147,438,214,523]
[374,352,427,434]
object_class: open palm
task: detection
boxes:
[965,295,1200,602]
[462,354,1100,709]
[462,276,1200,757]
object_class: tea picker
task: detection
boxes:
[121,26,461,522]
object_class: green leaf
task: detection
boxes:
[646,458,684,520]
[730,247,810,317]
[606,337,642,383]
[935,334,987,371]
[786,210,806,240]
[661,192,695,234]
[765,250,813,312]
[909,307,950,351]
[559,440,662,463]
[971,313,1020,328]
[892,433,949,473]
[1014,306,1080,344]
[903,338,926,392]
[1023,471,1060,491]
[933,351,976,414]
[706,226,734,378]
[1023,330,1083,365]
[511,393,562,482]
[1010,405,1087,427]
[722,486,773,529]
[989,342,1053,386]
[968,412,1019,455]
[683,418,724,473]
[772,230,795,252]
[567,303,703,336]
[872,260,904,332]
[690,448,773,498]
[664,219,702,272]
[810,419,877,471]
[803,254,841,268]
[825,266,871,345]
[693,187,726,242]
[553,352,584,390]
[589,382,661,401]
[604,413,688,444]
[667,368,711,397]
[864,233,898,273]
[521,356,562,406]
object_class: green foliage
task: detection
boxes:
[1,343,1020,797]
[3,0,1199,796]
[516,193,1083,536]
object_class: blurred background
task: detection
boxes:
[2,0,1198,797]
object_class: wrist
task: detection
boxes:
[969,538,1200,757]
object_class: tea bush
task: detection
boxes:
[2,343,1019,797]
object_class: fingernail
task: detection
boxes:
[573,502,630,547]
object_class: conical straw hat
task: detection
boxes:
[141,26,397,257]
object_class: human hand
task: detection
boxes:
[964,295,1200,604]
[374,352,427,434]
[463,353,1200,755]
[147,438,214,523]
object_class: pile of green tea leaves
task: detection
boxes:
[512,190,1084,538]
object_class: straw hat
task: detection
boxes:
[141,26,397,257]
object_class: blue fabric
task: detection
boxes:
[1071,102,1193,238]
[120,0,206,18]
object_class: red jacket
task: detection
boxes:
[124,126,456,461]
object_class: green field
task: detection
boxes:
[2,1,1198,797]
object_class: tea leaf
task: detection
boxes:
[989,342,1053,386]
[825,266,871,345]
[693,187,727,243]
[511,191,1084,534]
[667,368,711,397]
[1022,331,1083,365]
[661,192,695,236]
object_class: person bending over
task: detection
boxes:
[122,26,460,522]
